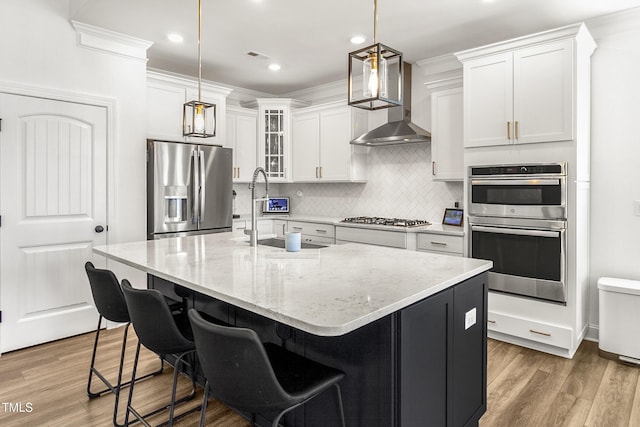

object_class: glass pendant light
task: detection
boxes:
[348,0,402,110]
[183,0,216,138]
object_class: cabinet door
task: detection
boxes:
[513,39,574,144]
[319,108,351,181]
[291,112,320,181]
[147,82,186,140]
[399,289,453,426]
[431,88,464,181]
[235,113,257,182]
[452,273,487,427]
[463,53,513,148]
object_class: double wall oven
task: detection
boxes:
[468,163,567,304]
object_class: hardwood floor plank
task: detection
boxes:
[585,360,638,427]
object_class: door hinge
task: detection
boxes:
[0,118,2,132]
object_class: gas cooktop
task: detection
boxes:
[341,217,431,228]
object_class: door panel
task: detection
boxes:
[0,93,108,353]
[198,145,232,231]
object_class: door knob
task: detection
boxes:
[95,225,105,233]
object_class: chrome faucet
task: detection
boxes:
[245,167,269,246]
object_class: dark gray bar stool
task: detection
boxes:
[121,280,200,427]
[84,262,163,427]
[188,309,347,427]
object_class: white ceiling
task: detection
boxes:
[70,0,640,95]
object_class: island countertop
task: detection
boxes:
[93,233,492,336]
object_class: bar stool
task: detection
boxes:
[84,262,163,427]
[188,309,347,427]
[121,280,200,427]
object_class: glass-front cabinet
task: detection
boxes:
[256,98,309,182]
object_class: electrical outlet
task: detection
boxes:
[465,308,477,330]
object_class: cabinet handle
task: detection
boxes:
[529,329,551,337]
[507,121,511,139]
[320,166,323,178]
[430,241,447,246]
[293,226,303,230]
[515,121,519,139]
[432,161,436,176]
[282,224,286,235]
[487,320,496,324]
[237,167,240,178]
[316,229,327,233]
[315,166,319,178]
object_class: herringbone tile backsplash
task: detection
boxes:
[234,144,462,222]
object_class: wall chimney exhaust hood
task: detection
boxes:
[351,63,431,146]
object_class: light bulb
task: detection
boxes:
[367,68,379,98]
[194,104,205,133]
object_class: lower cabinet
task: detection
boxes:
[416,232,463,256]
[398,272,487,427]
[287,220,335,244]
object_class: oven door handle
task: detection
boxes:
[470,225,559,238]
[470,179,560,186]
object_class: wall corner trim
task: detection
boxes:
[70,20,153,62]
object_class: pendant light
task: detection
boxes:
[183,0,216,138]
[348,0,403,110]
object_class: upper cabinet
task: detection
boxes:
[254,98,309,183]
[292,102,368,182]
[147,71,231,146]
[226,106,257,183]
[431,87,464,181]
[456,24,595,149]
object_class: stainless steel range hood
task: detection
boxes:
[351,63,431,146]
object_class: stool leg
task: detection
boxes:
[334,384,346,427]
[87,315,104,398]
[124,341,142,427]
[198,381,210,427]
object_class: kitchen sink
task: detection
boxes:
[257,237,328,249]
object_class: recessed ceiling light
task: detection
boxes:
[350,35,366,44]
[167,33,184,43]
[269,63,281,71]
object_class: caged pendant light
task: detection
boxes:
[348,0,403,110]
[183,0,216,138]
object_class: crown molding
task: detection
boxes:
[71,20,153,62]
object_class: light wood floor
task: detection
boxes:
[0,328,638,426]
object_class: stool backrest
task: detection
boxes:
[188,309,292,413]
[121,280,193,354]
[85,262,130,323]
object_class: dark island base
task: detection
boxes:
[150,272,488,427]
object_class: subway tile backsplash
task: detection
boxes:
[234,144,462,222]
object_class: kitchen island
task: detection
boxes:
[94,233,492,427]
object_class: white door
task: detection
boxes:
[0,93,107,353]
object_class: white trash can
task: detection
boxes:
[598,277,640,363]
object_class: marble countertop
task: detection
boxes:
[94,233,489,336]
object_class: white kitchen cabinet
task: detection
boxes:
[430,87,464,181]
[335,226,406,249]
[292,102,367,182]
[457,36,576,148]
[226,106,257,182]
[253,98,309,183]
[272,219,287,238]
[232,218,273,238]
[416,232,463,256]
[288,220,335,244]
[147,71,231,145]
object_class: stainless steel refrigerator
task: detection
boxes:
[147,139,232,239]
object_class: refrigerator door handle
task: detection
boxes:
[191,150,199,225]
[199,148,205,225]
